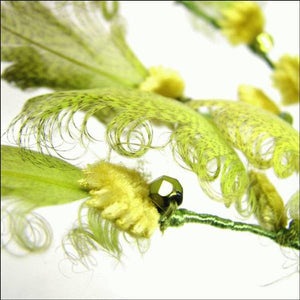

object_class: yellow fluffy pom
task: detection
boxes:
[139,66,185,99]
[79,161,160,238]
[249,170,287,232]
[238,84,280,114]
[218,1,264,45]
[272,55,299,105]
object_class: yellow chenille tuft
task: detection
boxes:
[238,85,280,114]
[79,161,160,238]
[272,55,299,105]
[139,66,185,99]
[249,170,287,232]
[218,2,264,45]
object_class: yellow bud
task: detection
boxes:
[219,2,264,45]
[139,66,185,99]
[238,85,280,114]
[272,55,299,105]
[249,170,287,232]
[79,161,160,238]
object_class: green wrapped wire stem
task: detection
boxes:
[167,209,300,250]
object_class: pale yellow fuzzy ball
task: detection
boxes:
[79,161,160,238]
[219,2,264,45]
[139,66,185,99]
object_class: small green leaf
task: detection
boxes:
[1,145,89,208]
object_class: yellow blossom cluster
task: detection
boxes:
[139,66,185,99]
[272,55,299,105]
[79,161,160,238]
[218,1,264,45]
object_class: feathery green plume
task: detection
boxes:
[62,204,123,267]
[2,1,299,264]
[188,100,299,178]
[1,145,89,253]
[7,87,248,206]
[1,1,147,90]
[1,145,88,206]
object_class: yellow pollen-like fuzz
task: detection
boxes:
[218,2,264,45]
[249,170,287,232]
[79,161,160,238]
[139,66,185,99]
[238,85,280,114]
[271,55,299,105]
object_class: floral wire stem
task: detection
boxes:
[178,1,221,29]
[177,1,275,69]
[166,209,299,250]
[248,43,274,69]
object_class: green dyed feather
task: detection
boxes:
[63,204,122,267]
[1,1,147,90]
[8,87,249,207]
[188,100,299,178]
[63,203,151,267]
[1,145,89,254]
[1,207,53,254]
[1,145,89,207]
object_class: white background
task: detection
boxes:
[1,1,299,299]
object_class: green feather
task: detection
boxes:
[1,145,89,254]
[1,1,148,90]
[62,205,123,267]
[8,87,249,206]
[188,100,299,178]
[1,145,89,208]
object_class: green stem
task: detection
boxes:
[177,1,220,29]
[248,44,275,69]
[167,209,299,250]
